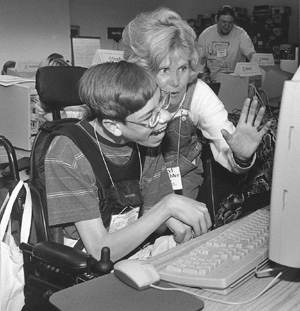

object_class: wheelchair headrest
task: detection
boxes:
[35,66,87,109]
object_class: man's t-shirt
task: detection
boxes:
[198,24,256,82]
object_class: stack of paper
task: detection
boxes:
[0,75,35,87]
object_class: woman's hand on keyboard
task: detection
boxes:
[163,194,212,239]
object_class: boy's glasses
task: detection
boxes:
[126,92,171,129]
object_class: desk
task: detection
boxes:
[175,266,300,311]
[147,218,300,311]
[40,208,300,311]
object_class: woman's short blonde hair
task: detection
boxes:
[122,7,199,75]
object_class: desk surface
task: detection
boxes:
[178,266,300,311]
[147,216,300,311]
[50,213,300,311]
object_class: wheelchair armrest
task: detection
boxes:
[35,241,91,270]
[20,241,114,275]
[20,241,92,272]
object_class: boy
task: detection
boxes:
[45,61,211,262]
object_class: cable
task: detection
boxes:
[248,83,275,123]
[258,87,273,118]
[248,83,266,109]
[150,272,282,306]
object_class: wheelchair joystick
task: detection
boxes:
[96,246,114,275]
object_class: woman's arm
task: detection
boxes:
[190,80,270,173]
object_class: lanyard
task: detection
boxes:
[93,121,142,186]
[172,93,186,167]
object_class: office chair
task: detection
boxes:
[35,66,87,120]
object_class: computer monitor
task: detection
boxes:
[268,65,300,268]
[92,49,124,65]
[251,53,275,66]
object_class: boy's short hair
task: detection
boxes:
[79,61,158,122]
[216,5,235,21]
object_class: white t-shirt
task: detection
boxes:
[198,24,256,82]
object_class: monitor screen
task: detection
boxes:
[268,65,300,268]
[92,49,124,66]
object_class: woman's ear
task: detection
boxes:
[102,119,123,137]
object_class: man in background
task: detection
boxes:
[1,60,16,75]
[197,5,256,82]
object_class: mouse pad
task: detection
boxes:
[50,273,204,311]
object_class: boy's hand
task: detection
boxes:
[165,218,194,244]
[164,194,212,239]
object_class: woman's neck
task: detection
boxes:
[169,92,186,118]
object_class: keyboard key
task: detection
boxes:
[158,209,270,290]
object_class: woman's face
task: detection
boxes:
[155,51,191,113]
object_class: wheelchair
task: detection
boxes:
[0,66,112,311]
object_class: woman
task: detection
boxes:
[122,7,271,200]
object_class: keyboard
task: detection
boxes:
[152,208,270,291]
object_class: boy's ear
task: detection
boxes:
[102,119,123,137]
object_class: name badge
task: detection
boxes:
[109,207,139,233]
[167,166,183,190]
[217,49,227,57]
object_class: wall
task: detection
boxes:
[69,0,299,51]
[0,0,298,72]
[0,0,71,72]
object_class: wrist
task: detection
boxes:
[233,154,254,168]
[159,193,177,219]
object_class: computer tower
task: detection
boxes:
[0,82,38,151]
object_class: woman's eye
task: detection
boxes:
[159,68,168,74]
[179,66,189,73]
